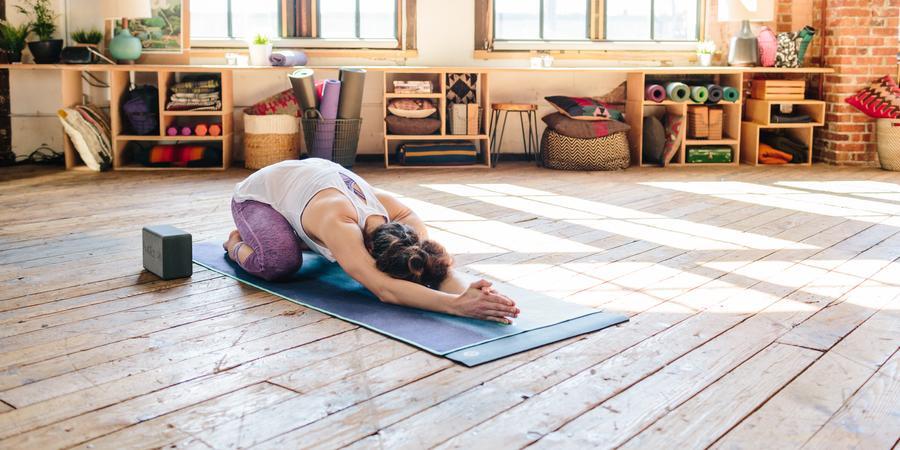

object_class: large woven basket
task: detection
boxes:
[540,129,630,171]
[243,113,301,170]
[876,119,900,171]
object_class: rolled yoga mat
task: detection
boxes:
[690,86,709,104]
[192,242,628,367]
[645,84,666,103]
[666,82,691,102]
[311,79,341,160]
[723,86,740,103]
[288,69,318,112]
[270,50,308,67]
[797,25,816,64]
[706,84,724,104]
[337,68,367,119]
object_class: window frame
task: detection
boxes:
[483,0,706,53]
[188,0,415,51]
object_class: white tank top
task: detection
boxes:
[232,158,390,262]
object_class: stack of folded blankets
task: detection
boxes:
[167,78,222,112]
[758,132,809,164]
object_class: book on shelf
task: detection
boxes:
[393,81,433,94]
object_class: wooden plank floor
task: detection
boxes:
[1,163,898,449]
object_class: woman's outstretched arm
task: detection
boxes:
[321,218,518,323]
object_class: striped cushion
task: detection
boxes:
[846,76,900,119]
[398,141,479,165]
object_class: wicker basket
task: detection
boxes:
[243,113,301,170]
[539,129,630,171]
[876,119,900,171]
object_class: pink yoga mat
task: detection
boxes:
[311,79,341,160]
[645,84,666,103]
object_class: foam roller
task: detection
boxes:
[209,124,222,136]
[666,82,691,102]
[195,124,209,137]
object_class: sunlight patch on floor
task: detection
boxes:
[424,184,815,251]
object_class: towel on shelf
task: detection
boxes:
[166,101,223,112]
[171,79,220,91]
[270,50,308,67]
[759,143,793,164]
[771,113,812,123]
[762,133,808,163]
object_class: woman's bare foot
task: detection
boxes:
[223,229,242,257]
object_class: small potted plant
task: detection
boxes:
[248,33,272,67]
[72,28,103,47]
[0,20,31,63]
[16,0,62,64]
[696,40,716,67]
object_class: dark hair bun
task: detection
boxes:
[367,222,452,289]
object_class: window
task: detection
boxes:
[494,0,589,41]
[605,0,699,41]
[488,0,702,49]
[189,0,406,48]
[191,0,281,40]
[318,0,397,40]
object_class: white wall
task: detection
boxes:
[7,0,692,158]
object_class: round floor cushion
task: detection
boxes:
[539,129,630,171]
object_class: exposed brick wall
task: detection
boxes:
[816,0,900,165]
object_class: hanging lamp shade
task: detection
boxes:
[101,0,152,19]
[718,0,774,22]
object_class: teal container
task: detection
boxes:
[109,29,142,62]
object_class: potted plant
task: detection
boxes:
[0,20,31,63]
[248,34,272,66]
[16,0,61,64]
[71,28,103,47]
[696,40,716,67]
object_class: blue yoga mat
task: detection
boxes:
[193,243,628,366]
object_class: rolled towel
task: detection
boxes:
[723,86,740,102]
[645,84,666,103]
[209,124,222,137]
[181,126,192,136]
[690,86,709,103]
[269,50,308,67]
[706,84,723,104]
[666,82,691,102]
[195,124,209,136]
[166,126,178,136]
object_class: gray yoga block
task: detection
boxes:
[143,225,193,280]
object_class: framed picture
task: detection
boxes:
[113,0,185,54]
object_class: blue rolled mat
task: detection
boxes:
[192,242,628,366]
[666,82,691,102]
[690,86,709,103]
[723,86,740,102]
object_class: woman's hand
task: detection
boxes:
[451,280,520,324]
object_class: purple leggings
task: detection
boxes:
[230,199,303,281]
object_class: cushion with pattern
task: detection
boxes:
[846,75,900,119]
[542,113,630,139]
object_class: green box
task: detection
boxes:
[687,146,733,164]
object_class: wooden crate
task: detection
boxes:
[750,80,805,100]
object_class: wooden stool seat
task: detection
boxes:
[491,103,538,112]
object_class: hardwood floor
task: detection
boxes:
[1,162,898,449]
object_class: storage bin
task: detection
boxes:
[539,129,630,171]
[243,113,301,170]
[750,80,805,100]
[876,119,900,171]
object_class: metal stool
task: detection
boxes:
[489,103,539,166]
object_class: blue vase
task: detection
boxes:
[109,29,142,63]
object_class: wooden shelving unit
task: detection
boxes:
[382,69,491,169]
[625,70,743,167]
[740,98,825,166]
[60,66,233,171]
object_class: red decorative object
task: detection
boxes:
[757,26,778,67]
[846,75,900,119]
